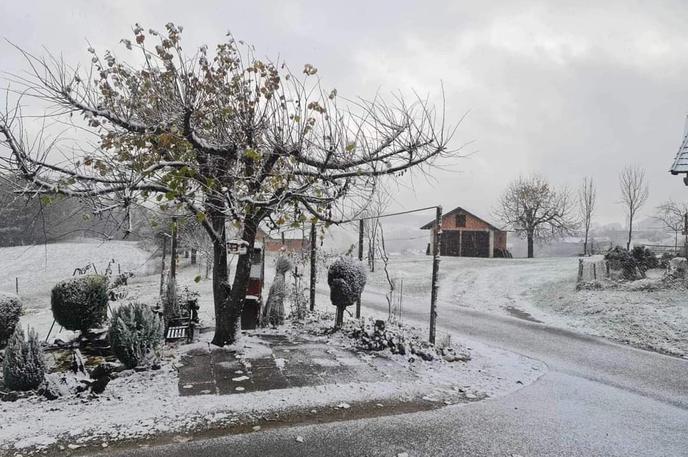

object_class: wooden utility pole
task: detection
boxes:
[429,206,442,344]
[684,212,688,259]
[356,219,364,318]
[309,222,317,311]
[159,237,168,297]
[171,216,178,281]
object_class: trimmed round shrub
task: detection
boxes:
[328,256,368,308]
[2,326,46,391]
[0,293,22,347]
[109,303,163,369]
[51,275,109,332]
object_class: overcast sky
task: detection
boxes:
[2,0,688,226]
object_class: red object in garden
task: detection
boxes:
[241,245,265,330]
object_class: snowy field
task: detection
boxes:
[0,239,158,309]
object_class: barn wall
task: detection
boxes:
[495,231,507,250]
[441,212,491,230]
[265,238,309,253]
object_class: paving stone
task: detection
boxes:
[179,381,216,397]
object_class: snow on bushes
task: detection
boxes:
[604,246,660,281]
[109,302,163,369]
[345,319,470,363]
[2,326,46,391]
[327,256,367,327]
[51,275,109,332]
[0,293,22,347]
[263,256,292,327]
[631,246,659,272]
[604,246,642,280]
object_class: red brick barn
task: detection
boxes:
[420,206,509,258]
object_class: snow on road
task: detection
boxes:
[366,254,688,357]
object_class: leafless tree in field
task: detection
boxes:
[619,165,649,250]
[0,24,460,345]
[578,177,596,256]
[363,181,392,272]
[655,200,688,252]
[496,175,578,258]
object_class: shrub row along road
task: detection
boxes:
[106,290,688,456]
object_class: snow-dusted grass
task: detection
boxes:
[0,239,156,311]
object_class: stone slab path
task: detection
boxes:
[177,332,420,396]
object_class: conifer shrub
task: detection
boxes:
[2,326,46,391]
[262,256,292,326]
[0,293,22,347]
[51,275,109,332]
[275,256,293,276]
[109,303,163,369]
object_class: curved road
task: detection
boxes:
[106,293,688,456]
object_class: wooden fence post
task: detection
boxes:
[310,223,317,312]
[356,219,364,318]
[429,206,442,344]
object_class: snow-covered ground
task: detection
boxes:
[6,240,687,358]
[366,254,688,358]
[0,239,157,310]
[0,319,544,455]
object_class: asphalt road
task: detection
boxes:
[103,293,688,457]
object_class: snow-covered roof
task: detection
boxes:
[670,116,688,174]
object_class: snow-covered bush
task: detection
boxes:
[275,256,293,276]
[51,275,109,332]
[604,246,641,280]
[660,252,676,270]
[631,246,659,272]
[2,326,46,391]
[328,256,367,327]
[0,293,22,347]
[262,256,292,326]
[109,302,163,369]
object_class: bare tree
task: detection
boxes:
[363,182,392,272]
[578,177,596,256]
[496,175,577,258]
[655,200,688,252]
[619,165,649,250]
[0,24,458,345]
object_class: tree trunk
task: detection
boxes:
[190,248,197,265]
[212,217,259,346]
[583,228,589,256]
[334,306,345,328]
[626,214,633,251]
[209,206,231,347]
[527,233,534,258]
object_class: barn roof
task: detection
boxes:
[670,116,688,175]
[419,206,503,231]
